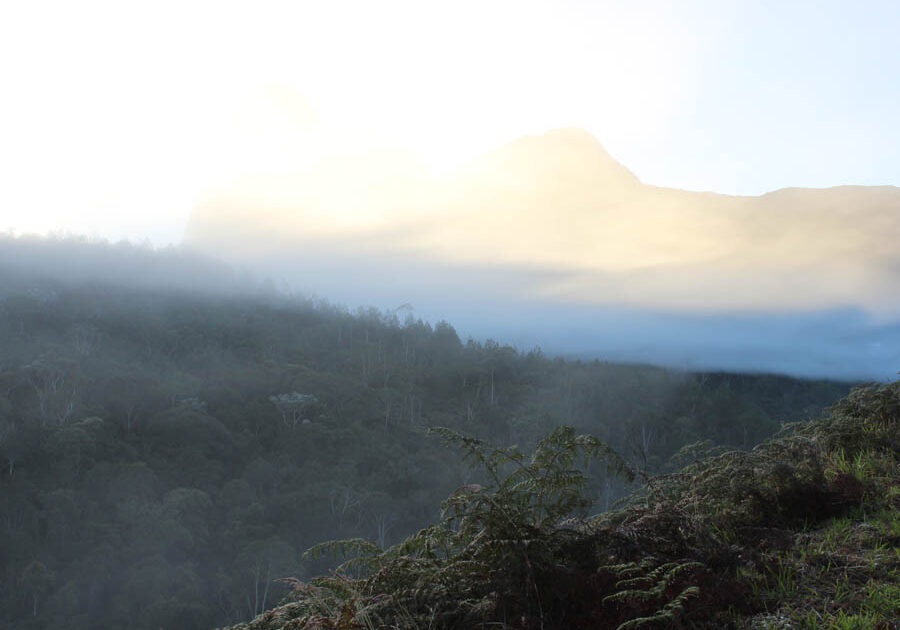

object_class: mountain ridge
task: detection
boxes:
[185,128,900,317]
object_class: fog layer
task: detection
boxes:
[182,129,900,380]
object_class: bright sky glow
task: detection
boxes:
[0,0,898,245]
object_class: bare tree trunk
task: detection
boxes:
[261,563,271,613]
[254,563,260,617]
[375,513,393,549]
[490,370,495,406]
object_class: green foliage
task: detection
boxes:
[601,560,703,629]
[431,424,634,528]
[282,429,704,630]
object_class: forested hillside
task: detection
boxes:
[0,239,851,629]
[228,381,900,630]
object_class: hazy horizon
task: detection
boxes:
[1,1,899,379]
[1,232,897,381]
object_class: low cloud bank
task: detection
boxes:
[208,245,899,381]
[181,129,900,380]
[1,234,896,380]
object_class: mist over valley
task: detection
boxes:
[185,129,900,380]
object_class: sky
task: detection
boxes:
[1,0,898,246]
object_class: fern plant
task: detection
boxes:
[290,427,728,629]
[298,426,637,629]
[600,560,703,629]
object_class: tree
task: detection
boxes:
[0,416,17,476]
[21,561,56,617]
[23,357,84,426]
[235,537,297,620]
[268,393,317,430]
[45,423,97,478]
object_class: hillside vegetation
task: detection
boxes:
[224,381,900,630]
[0,238,852,629]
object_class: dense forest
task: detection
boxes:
[0,238,854,629]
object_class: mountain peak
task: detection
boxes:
[540,126,606,144]
[468,127,640,188]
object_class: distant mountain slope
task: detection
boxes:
[184,130,900,379]
[185,128,900,313]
